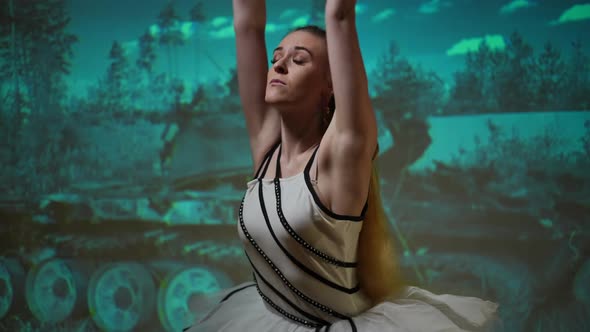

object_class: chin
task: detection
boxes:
[265,94,286,105]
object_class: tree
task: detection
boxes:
[104,41,131,112]
[446,41,502,114]
[563,40,590,110]
[0,0,78,196]
[372,42,445,120]
[446,31,537,114]
[532,42,566,110]
[189,1,207,81]
[446,71,484,114]
[370,42,440,183]
[137,31,157,75]
[0,0,77,117]
[157,2,184,77]
[189,85,207,112]
[492,31,535,112]
[189,1,206,23]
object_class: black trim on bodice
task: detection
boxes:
[239,197,350,320]
[240,140,364,331]
[297,143,368,222]
[247,254,330,327]
[258,172,361,293]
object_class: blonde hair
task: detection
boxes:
[288,25,406,304]
[356,164,406,305]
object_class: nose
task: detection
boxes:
[273,58,287,74]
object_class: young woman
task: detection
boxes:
[184,1,500,331]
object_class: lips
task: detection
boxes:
[270,79,286,85]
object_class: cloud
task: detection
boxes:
[291,15,311,27]
[446,34,506,56]
[499,0,536,15]
[207,16,237,40]
[371,8,396,23]
[550,3,590,25]
[209,25,235,39]
[266,23,289,33]
[146,21,198,41]
[419,0,452,14]
[210,16,231,28]
[149,24,160,38]
[208,22,287,39]
[179,22,196,39]
[355,3,369,15]
[280,8,300,20]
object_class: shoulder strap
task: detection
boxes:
[304,143,321,182]
[253,140,281,179]
[305,142,378,182]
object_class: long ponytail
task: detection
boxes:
[286,24,406,305]
[356,164,406,305]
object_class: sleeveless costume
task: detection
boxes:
[184,141,500,331]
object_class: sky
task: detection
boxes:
[65,0,590,97]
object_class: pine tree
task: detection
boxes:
[189,1,206,81]
[136,31,158,110]
[23,0,77,114]
[446,42,500,114]
[372,42,444,120]
[493,31,535,112]
[105,41,131,112]
[189,1,206,23]
[157,2,184,77]
[532,42,565,110]
[0,0,78,195]
[563,40,590,110]
[0,0,27,159]
[137,31,157,75]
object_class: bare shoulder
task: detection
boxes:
[314,124,377,217]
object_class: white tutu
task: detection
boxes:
[183,143,502,331]
[183,282,501,332]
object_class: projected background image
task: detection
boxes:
[0,0,589,331]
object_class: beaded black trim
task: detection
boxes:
[273,177,358,268]
[301,144,368,221]
[254,278,321,328]
[251,140,281,180]
[238,197,350,320]
[246,254,330,326]
[259,180,360,294]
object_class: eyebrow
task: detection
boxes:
[272,46,313,57]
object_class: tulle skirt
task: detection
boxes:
[182,282,502,332]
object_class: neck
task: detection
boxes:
[276,103,323,163]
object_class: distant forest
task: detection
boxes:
[0,0,589,197]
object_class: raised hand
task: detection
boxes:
[325,0,357,19]
[232,0,266,28]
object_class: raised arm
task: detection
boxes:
[324,0,377,158]
[232,0,281,173]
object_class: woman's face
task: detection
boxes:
[265,31,331,108]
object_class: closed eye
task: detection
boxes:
[271,54,306,65]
